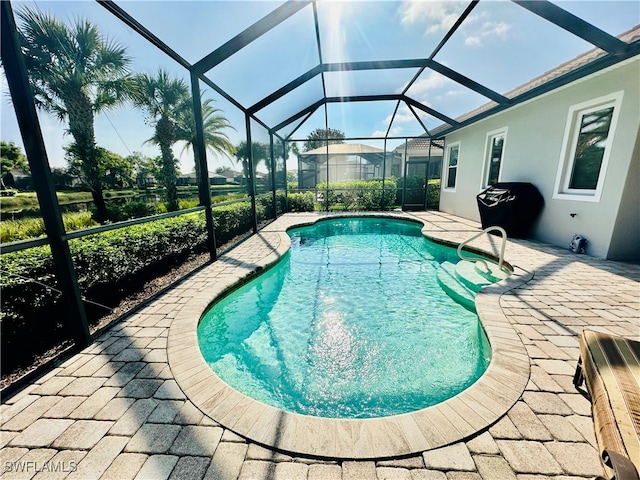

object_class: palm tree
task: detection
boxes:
[234,141,270,193]
[17,7,132,223]
[132,70,189,211]
[174,97,236,187]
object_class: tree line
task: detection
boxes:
[8,7,347,223]
[14,7,235,222]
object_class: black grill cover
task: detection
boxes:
[476,182,544,238]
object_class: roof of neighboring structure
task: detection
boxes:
[301,143,385,156]
[396,138,444,154]
[299,143,388,165]
[180,171,227,179]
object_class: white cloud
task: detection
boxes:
[399,3,512,47]
[405,71,450,98]
[440,89,465,98]
[399,1,467,35]
[464,20,512,47]
[385,104,431,125]
[371,126,404,138]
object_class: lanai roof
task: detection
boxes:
[432,24,640,135]
[302,143,385,156]
[89,1,639,143]
[300,143,386,165]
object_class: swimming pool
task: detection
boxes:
[197,217,491,418]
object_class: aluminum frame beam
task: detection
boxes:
[431,43,640,138]
[98,1,191,70]
[193,1,311,75]
[248,58,508,117]
[1,1,90,347]
[402,97,459,127]
[512,1,629,55]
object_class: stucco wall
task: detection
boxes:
[439,57,640,259]
[608,131,640,261]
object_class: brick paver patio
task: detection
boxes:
[1,211,638,479]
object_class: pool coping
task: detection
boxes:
[167,213,531,459]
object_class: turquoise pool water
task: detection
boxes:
[198,217,491,419]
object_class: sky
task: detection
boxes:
[1,0,638,174]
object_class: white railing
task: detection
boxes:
[457,226,508,273]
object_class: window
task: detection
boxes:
[554,92,623,202]
[483,128,507,188]
[445,142,460,189]
[569,107,614,189]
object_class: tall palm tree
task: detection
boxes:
[17,7,132,223]
[132,70,189,212]
[174,97,236,186]
[234,141,270,193]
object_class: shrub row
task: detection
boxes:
[1,211,208,315]
[1,191,304,327]
[316,178,398,211]
[0,191,303,374]
[286,192,315,212]
[0,211,208,373]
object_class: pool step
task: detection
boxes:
[436,262,476,313]
[437,260,510,311]
[454,260,509,292]
[454,260,492,292]
[474,260,510,282]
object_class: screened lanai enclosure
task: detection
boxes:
[1,0,639,389]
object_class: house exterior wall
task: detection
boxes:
[607,130,640,261]
[439,57,640,260]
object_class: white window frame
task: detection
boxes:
[480,127,508,189]
[553,91,624,203]
[444,141,460,191]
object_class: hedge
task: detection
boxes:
[286,192,315,212]
[0,193,302,330]
[316,178,398,211]
[396,177,441,209]
[0,192,311,373]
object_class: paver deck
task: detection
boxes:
[2,211,639,479]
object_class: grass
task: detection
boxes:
[0,190,137,212]
[0,211,98,243]
[0,186,244,213]
[0,192,249,243]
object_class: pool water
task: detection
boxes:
[198,217,491,418]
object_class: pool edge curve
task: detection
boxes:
[167,212,531,460]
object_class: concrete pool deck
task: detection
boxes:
[2,211,639,479]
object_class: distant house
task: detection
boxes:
[394,138,443,181]
[2,168,32,190]
[298,143,390,189]
[434,27,639,261]
[177,171,228,186]
[234,171,267,186]
[218,170,241,184]
[296,142,443,190]
[136,173,158,188]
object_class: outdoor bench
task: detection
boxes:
[574,329,640,480]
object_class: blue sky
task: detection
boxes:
[1,0,638,174]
